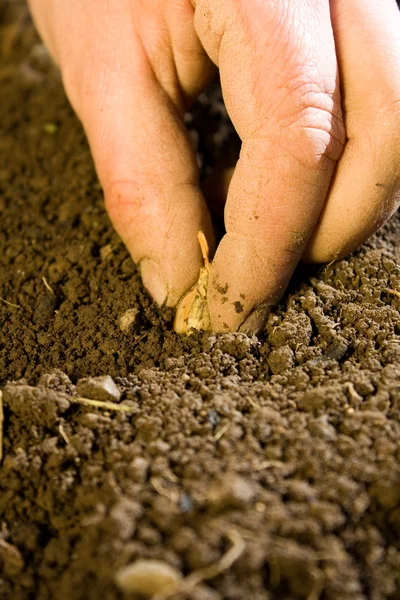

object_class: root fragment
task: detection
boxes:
[175,530,245,596]
[42,276,54,295]
[0,296,21,309]
[174,231,212,334]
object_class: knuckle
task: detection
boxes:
[286,106,345,169]
[279,80,346,169]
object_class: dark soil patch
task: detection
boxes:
[1,5,400,600]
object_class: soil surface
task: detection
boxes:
[1,4,400,600]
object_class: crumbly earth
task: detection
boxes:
[0,4,400,600]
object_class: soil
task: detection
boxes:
[1,4,400,600]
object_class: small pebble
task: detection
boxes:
[114,559,182,596]
[76,376,121,402]
[308,341,348,366]
[179,492,194,513]
[100,244,113,260]
[119,308,139,332]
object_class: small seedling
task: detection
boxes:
[114,530,244,599]
[174,231,212,335]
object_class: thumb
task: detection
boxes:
[44,1,213,306]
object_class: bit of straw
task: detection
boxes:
[0,296,21,309]
[387,288,400,299]
[42,276,54,295]
[58,424,70,444]
[214,422,230,441]
[325,251,340,270]
[72,397,134,412]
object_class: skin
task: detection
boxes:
[28,0,400,333]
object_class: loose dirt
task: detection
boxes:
[0,4,399,600]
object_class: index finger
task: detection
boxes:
[202,0,345,332]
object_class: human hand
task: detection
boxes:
[28,0,216,310]
[28,0,400,334]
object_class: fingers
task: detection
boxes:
[305,0,400,262]
[164,1,216,103]
[91,66,213,307]
[194,0,345,332]
[30,0,214,307]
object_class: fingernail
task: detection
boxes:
[238,302,271,335]
[140,258,168,306]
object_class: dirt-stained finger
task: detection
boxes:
[194,0,345,332]
[305,0,400,262]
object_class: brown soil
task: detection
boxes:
[1,4,400,600]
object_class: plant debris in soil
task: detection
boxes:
[0,4,400,600]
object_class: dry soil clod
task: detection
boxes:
[174,231,212,334]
